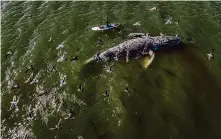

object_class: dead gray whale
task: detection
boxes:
[86,34,180,63]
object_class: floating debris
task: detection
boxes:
[133,22,141,26]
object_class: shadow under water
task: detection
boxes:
[80,61,103,80]
[78,61,104,106]
[116,43,221,139]
[74,42,221,139]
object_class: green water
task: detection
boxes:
[1,1,221,139]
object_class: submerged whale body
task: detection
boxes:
[86,35,181,63]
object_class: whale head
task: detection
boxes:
[165,35,181,45]
[151,35,181,51]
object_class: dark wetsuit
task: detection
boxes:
[105,16,109,26]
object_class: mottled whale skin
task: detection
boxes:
[87,35,180,63]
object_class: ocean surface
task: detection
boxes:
[1,1,221,139]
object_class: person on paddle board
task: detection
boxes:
[105,16,109,26]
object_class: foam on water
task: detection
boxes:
[35,84,44,94]
[21,37,38,66]
[33,85,69,124]
[56,42,65,50]
[25,72,34,83]
[57,54,67,62]
[46,62,56,73]
[133,21,141,26]
[15,13,29,26]
[30,70,42,85]
[59,73,66,87]
[4,64,21,93]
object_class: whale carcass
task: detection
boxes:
[86,34,180,63]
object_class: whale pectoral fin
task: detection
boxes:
[139,52,155,69]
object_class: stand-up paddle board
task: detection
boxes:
[91,23,120,31]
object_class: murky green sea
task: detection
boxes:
[1,1,221,139]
